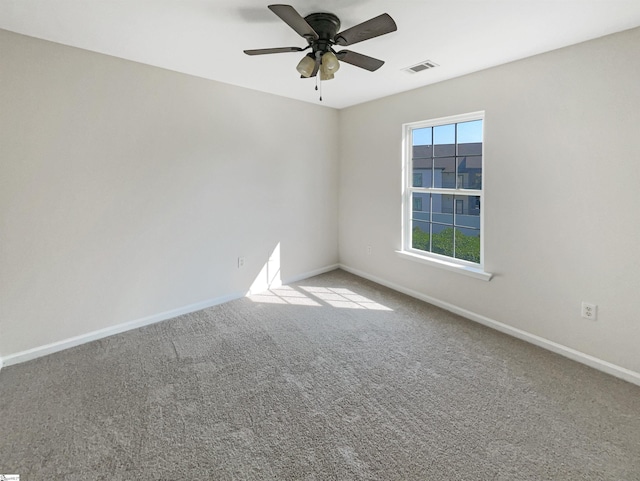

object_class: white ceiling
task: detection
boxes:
[2,0,640,109]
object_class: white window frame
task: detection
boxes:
[396,111,492,281]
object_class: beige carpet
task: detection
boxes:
[1,269,639,480]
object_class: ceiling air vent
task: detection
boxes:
[405,60,439,73]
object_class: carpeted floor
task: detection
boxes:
[1,269,639,480]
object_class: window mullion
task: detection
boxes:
[429,193,433,253]
[423,188,481,195]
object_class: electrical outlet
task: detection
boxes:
[366,245,372,255]
[581,302,597,320]
[238,257,245,268]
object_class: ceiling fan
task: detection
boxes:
[244,4,397,85]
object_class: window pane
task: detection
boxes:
[454,227,480,263]
[457,120,482,156]
[434,124,455,157]
[412,158,433,188]
[457,156,482,189]
[457,120,482,143]
[412,193,430,221]
[433,157,455,188]
[413,127,432,162]
[432,194,453,225]
[431,223,454,257]
[454,195,480,228]
[412,220,431,252]
[413,127,432,146]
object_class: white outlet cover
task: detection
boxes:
[581,302,597,320]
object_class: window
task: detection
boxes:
[399,112,490,280]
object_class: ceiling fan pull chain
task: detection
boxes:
[315,73,322,101]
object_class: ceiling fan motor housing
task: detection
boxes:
[304,12,341,54]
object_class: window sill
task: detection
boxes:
[395,250,493,281]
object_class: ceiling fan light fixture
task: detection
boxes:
[320,70,335,81]
[296,54,316,77]
[321,51,340,74]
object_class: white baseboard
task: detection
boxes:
[283,263,340,285]
[0,291,245,368]
[9,261,636,387]
[339,264,640,387]
[0,263,340,370]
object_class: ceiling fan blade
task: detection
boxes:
[268,4,319,40]
[336,50,385,71]
[334,13,397,46]
[244,47,305,55]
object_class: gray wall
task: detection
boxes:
[2,26,639,376]
[0,30,339,357]
[338,27,640,373]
